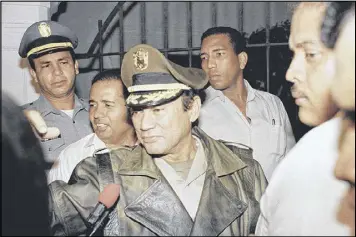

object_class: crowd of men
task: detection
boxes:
[2,1,354,236]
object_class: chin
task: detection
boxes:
[208,80,224,89]
[143,143,166,155]
[298,109,323,127]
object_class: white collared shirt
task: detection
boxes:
[199,80,296,180]
[255,117,349,235]
[154,137,207,220]
[47,133,106,184]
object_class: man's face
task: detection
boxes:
[332,17,355,111]
[131,96,199,155]
[286,4,338,126]
[30,51,79,99]
[200,34,245,91]
[89,80,132,146]
[332,16,355,236]
[335,112,355,236]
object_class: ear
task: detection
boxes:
[238,52,248,70]
[188,96,201,123]
[29,68,38,83]
[74,60,79,75]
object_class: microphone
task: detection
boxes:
[86,184,120,236]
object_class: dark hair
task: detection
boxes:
[321,2,355,49]
[28,48,76,70]
[91,69,128,99]
[201,26,246,55]
[1,93,51,235]
[182,89,199,111]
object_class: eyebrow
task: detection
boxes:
[88,99,115,104]
[200,48,226,56]
[58,57,70,61]
[39,60,51,65]
[38,56,70,64]
[102,100,115,104]
[295,40,319,48]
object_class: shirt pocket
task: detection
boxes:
[269,123,287,157]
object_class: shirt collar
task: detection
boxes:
[153,136,207,186]
[185,136,207,185]
[84,133,106,150]
[244,79,256,102]
[37,94,88,117]
[205,79,256,103]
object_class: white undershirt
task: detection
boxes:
[61,109,74,119]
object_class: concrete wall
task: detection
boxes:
[2,2,50,105]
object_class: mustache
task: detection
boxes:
[290,85,306,98]
[93,119,107,124]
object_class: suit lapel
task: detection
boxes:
[124,178,193,236]
[191,169,248,236]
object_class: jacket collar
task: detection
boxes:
[192,126,247,176]
[112,126,247,179]
[36,94,89,117]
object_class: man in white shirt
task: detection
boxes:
[323,2,355,235]
[47,69,137,183]
[255,2,349,235]
[199,26,296,180]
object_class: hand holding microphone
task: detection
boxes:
[86,184,120,236]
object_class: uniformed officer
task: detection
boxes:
[19,21,93,162]
[49,44,267,236]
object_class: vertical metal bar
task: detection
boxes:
[238,2,244,32]
[211,2,217,27]
[98,20,103,72]
[266,2,271,92]
[119,6,124,65]
[187,2,193,67]
[163,2,169,57]
[140,2,146,44]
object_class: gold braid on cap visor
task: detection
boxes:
[26,42,73,57]
[127,83,191,92]
[127,89,184,105]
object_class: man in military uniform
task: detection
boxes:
[49,44,267,236]
[19,21,93,162]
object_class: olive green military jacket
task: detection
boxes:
[49,127,267,236]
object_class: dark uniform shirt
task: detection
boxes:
[23,94,93,162]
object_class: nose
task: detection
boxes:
[207,57,216,69]
[93,105,105,119]
[53,63,63,76]
[334,153,355,184]
[286,55,304,84]
[140,110,156,131]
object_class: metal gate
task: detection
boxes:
[74,1,310,140]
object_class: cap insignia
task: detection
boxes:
[38,22,52,37]
[133,48,148,70]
